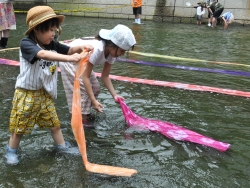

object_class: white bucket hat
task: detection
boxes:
[99,24,136,51]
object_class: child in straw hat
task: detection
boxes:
[59,24,136,127]
[5,6,93,165]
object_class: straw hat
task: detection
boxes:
[25,6,65,35]
[99,24,136,51]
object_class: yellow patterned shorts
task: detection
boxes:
[9,88,60,134]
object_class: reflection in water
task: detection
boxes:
[0,14,250,187]
[128,24,143,80]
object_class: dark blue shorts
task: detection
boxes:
[197,15,202,21]
[213,8,224,18]
[208,11,213,18]
[133,7,142,15]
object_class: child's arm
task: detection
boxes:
[36,50,82,62]
[82,62,104,112]
[221,16,228,29]
[201,9,206,15]
[67,45,93,55]
[101,62,124,102]
[36,43,94,62]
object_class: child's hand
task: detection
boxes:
[114,95,124,103]
[83,44,94,52]
[67,53,82,62]
[93,100,104,112]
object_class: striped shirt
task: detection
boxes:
[16,38,69,99]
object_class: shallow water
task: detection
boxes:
[0,14,250,187]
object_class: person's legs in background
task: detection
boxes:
[135,13,140,24]
[207,12,212,26]
[133,7,138,23]
[212,8,224,27]
[133,7,142,24]
[0,2,16,49]
[197,15,202,25]
[136,6,142,24]
[0,29,10,49]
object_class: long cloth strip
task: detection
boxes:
[118,98,230,152]
[71,51,137,177]
[1,58,250,98]
[117,58,250,77]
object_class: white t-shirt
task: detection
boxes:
[68,38,115,66]
[197,6,205,16]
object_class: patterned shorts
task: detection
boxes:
[9,88,60,134]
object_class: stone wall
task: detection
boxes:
[13,0,250,25]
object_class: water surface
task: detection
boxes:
[0,14,249,187]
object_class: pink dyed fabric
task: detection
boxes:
[118,99,230,152]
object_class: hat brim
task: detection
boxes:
[99,29,111,40]
[24,15,65,35]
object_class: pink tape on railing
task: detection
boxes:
[1,58,250,98]
[118,98,230,152]
[94,73,250,98]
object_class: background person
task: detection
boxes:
[193,1,206,25]
[132,0,142,24]
[221,12,234,29]
[206,0,216,27]
[208,0,224,27]
[0,0,16,49]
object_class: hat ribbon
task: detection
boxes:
[29,13,56,28]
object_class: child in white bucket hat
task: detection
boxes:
[5,6,93,165]
[99,24,136,51]
[59,24,136,126]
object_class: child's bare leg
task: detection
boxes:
[212,17,217,27]
[208,18,212,26]
[51,126,76,152]
[6,133,22,164]
[8,133,23,149]
[50,126,65,146]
